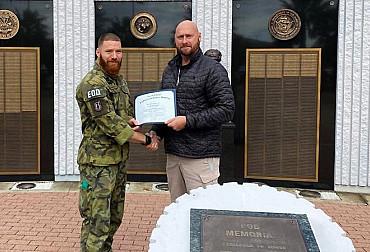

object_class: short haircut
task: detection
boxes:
[97,33,121,47]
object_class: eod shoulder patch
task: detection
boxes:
[84,88,108,116]
[86,88,105,101]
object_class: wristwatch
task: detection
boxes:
[142,135,152,145]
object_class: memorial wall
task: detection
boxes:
[0,1,53,181]
[0,0,368,193]
[230,0,339,190]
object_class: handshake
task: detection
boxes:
[128,115,187,151]
[142,131,161,151]
[128,118,161,151]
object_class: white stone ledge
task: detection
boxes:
[335,185,370,194]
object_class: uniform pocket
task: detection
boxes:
[79,183,91,218]
[199,158,220,184]
[78,165,93,218]
[89,139,122,165]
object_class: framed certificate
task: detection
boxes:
[134,89,177,125]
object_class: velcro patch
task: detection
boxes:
[89,98,108,116]
[86,88,105,101]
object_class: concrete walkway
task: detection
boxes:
[0,182,369,252]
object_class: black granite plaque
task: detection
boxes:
[190,209,320,252]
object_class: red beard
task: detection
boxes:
[99,56,122,76]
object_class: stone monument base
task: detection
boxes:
[149,182,355,252]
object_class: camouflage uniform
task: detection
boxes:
[76,60,134,252]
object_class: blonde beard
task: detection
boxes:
[177,41,200,57]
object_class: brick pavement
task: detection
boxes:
[0,190,369,252]
[0,192,170,252]
[315,202,370,252]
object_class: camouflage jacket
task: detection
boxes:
[76,61,134,165]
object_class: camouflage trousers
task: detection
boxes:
[78,162,127,252]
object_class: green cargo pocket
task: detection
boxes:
[79,180,92,219]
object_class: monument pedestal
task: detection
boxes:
[149,182,355,252]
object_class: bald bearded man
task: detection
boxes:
[148,20,235,202]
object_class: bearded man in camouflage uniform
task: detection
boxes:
[76,33,153,252]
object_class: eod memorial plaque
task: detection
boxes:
[190,209,319,252]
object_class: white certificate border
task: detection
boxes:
[134,89,177,125]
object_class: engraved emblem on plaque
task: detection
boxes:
[130,12,157,40]
[0,10,20,39]
[268,9,301,40]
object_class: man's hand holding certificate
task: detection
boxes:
[134,89,177,125]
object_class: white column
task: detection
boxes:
[192,0,233,77]
[335,0,370,193]
[54,0,95,181]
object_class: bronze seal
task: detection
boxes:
[130,12,157,40]
[268,9,301,40]
[0,10,19,39]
